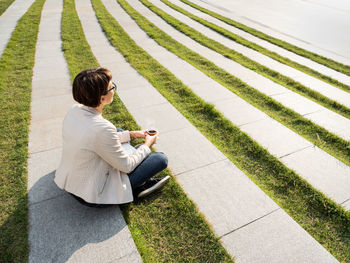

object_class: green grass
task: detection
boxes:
[0,0,46,261]
[62,0,233,261]
[119,0,350,168]
[160,0,350,93]
[140,0,350,122]
[0,0,16,16]
[180,0,350,77]
[93,0,350,261]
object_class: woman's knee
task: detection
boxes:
[153,152,168,170]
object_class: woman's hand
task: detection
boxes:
[129,130,146,138]
[144,134,158,147]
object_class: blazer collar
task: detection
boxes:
[80,105,101,115]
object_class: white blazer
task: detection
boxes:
[54,104,151,204]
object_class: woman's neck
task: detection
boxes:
[94,104,103,114]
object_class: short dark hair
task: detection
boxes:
[72,68,112,107]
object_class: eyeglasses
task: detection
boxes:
[103,82,117,95]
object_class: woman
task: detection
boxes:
[54,68,169,206]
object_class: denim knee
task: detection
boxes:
[117,128,124,132]
[154,152,168,170]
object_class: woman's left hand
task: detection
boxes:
[129,130,147,138]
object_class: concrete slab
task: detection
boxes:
[31,78,72,101]
[28,194,141,263]
[184,81,236,103]
[242,75,291,96]
[155,127,226,175]
[215,97,267,126]
[30,94,75,121]
[271,91,323,115]
[28,171,64,205]
[28,117,63,155]
[342,200,350,211]
[177,159,279,236]
[280,146,350,205]
[117,84,167,110]
[130,102,191,133]
[108,251,142,263]
[0,0,35,57]
[292,74,350,108]
[114,71,150,90]
[305,110,350,141]
[34,41,63,58]
[28,147,62,190]
[221,209,338,263]
[32,66,68,81]
[240,118,312,158]
[33,56,68,70]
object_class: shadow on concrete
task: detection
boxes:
[27,172,133,263]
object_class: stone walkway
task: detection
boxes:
[0,0,35,57]
[77,0,339,262]
[168,0,350,86]
[27,0,141,261]
[188,0,350,66]
[133,0,350,142]
[1,0,344,260]
[108,0,350,209]
[150,0,350,109]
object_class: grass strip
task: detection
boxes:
[62,0,233,261]
[180,0,350,77]
[0,0,46,261]
[0,0,16,15]
[160,0,350,93]
[141,0,350,122]
[93,0,350,260]
[120,0,350,167]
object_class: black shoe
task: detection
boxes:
[134,176,170,199]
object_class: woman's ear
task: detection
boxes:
[100,95,105,105]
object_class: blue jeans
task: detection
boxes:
[128,152,168,189]
[117,128,168,189]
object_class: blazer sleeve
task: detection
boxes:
[94,124,151,173]
[117,130,131,143]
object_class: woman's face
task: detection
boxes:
[102,80,115,105]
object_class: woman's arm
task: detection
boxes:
[94,125,151,173]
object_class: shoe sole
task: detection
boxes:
[137,175,170,198]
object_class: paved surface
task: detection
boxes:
[76,0,340,261]
[27,0,141,262]
[151,0,350,110]
[195,0,350,64]
[6,0,344,260]
[168,0,350,86]
[142,0,350,142]
[0,0,35,58]
[124,0,350,207]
